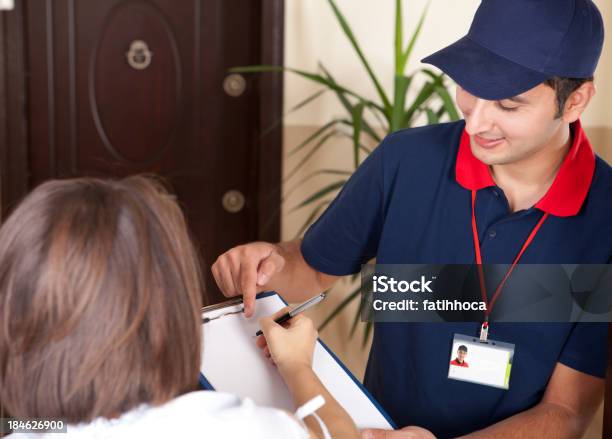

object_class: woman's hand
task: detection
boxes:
[259,308,360,439]
[257,308,318,375]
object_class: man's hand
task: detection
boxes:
[211,242,285,317]
[361,426,436,439]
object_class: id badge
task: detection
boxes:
[448,333,515,390]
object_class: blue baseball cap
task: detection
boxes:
[422,0,605,100]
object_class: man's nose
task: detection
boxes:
[464,99,495,135]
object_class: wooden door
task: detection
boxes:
[1,0,283,305]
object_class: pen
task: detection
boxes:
[255,293,327,337]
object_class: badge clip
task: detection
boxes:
[479,320,489,343]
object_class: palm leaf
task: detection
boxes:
[349,302,363,337]
[337,131,373,155]
[231,65,385,113]
[394,0,403,75]
[366,104,389,133]
[261,88,327,139]
[293,199,333,238]
[288,119,339,157]
[289,180,346,212]
[391,74,412,132]
[283,169,352,202]
[284,131,337,183]
[350,273,374,336]
[319,63,383,143]
[327,0,392,114]
[398,1,430,74]
[425,108,439,124]
[319,283,362,331]
[435,85,460,121]
[351,100,365,169]
[362,321,373,347]
[421,68,444,83]
[402,79,437,127]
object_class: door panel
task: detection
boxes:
[18,0,282,303]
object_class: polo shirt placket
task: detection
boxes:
[301,120,611,438]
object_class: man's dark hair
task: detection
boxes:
[544,77,593,118]
[458,345,468,352]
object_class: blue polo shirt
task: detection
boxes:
[301,120,611,438]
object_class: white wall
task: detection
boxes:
[585,0,612,127]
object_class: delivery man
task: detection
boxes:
[212,0,610,437]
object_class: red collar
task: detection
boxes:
[455,120,595,217]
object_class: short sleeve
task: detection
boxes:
[301,137,387,276]
[558,322,608,378]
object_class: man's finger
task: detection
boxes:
[361,429,387,439]
[216,258,238,297]
[240,257,259,317]
[361,428,417,439]
[211,263,225,295]
[256,251,285,286]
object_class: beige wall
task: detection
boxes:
[283,1,610,437]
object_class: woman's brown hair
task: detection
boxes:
[0,176,204,422]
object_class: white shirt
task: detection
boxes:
[9,391,309,439]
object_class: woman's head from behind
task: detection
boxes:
[0,176,203,422]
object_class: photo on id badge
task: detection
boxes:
[448,334,515,389]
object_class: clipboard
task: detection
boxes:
[199,291,395,430]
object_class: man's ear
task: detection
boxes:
[562,82,596,123]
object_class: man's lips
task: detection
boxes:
[473,134,505,149]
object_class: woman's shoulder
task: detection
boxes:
[54,391,308,439]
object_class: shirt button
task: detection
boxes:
[488,230,497,239]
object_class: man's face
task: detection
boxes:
[457,349,467,362]
[456,84,563,166]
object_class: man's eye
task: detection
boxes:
[497,102,519,112]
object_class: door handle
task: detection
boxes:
[223,74,247,97]
[222,190,246,213]
[126,40,153,70]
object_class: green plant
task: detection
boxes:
[232,0,458,346]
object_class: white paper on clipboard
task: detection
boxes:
[200,292,394,430]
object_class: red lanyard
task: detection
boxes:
[471,190,549,324]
